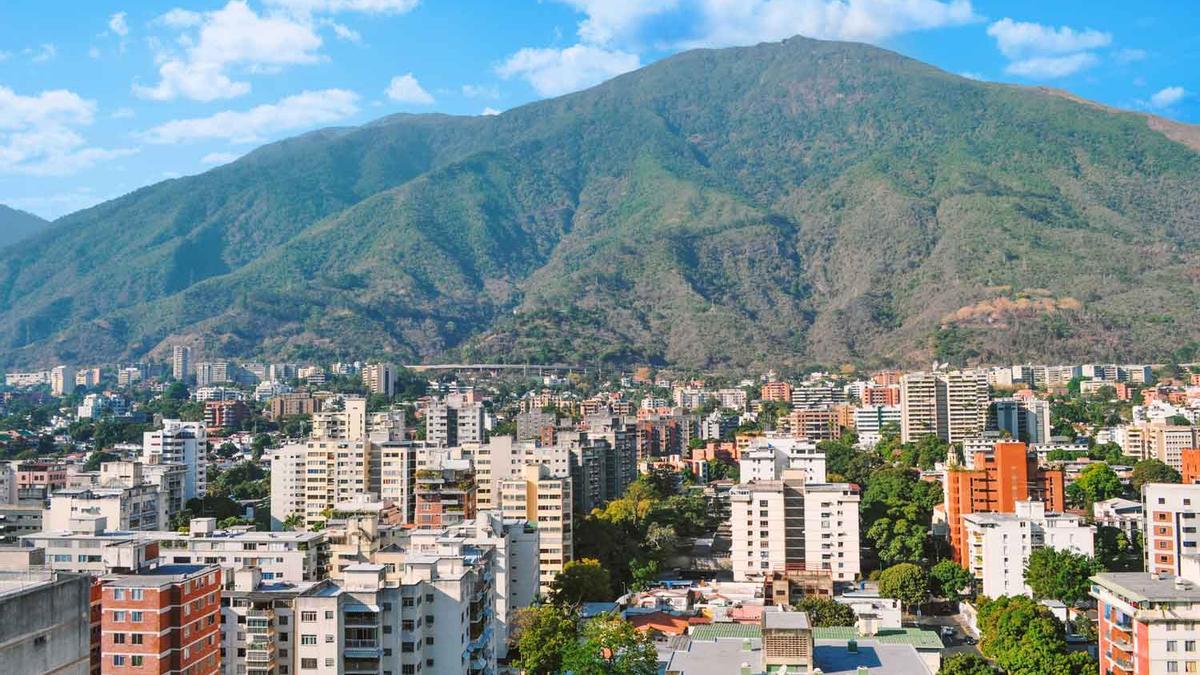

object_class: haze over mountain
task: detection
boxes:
[3,36,1200,371]
[0,206,49,252]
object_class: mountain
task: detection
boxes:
[3,36,1200,371]
[0,205,48,251]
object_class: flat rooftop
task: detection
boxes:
[106,564,214,587]
[663,637,932,675]
[1092,572,1200,602]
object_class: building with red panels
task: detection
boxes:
[860,384,901,407]
[761,381,793,403]
[203,400,249,431]
[101,564,221,675]
[414,464,477,529]
[872,370,903,386]
[944,441,1065,564]
[1091,571,1200,675]
[1182,449,1200,484]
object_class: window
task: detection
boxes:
[301,611,316,622]
[325,658,335,667]
[301,658,318,669]
[114,611,126,622]
[131,634,144,645]
[131,656,144,667]
[131,611,143,623]
[113,634,126,644]
[113,656,126,666]
[325,611,334,619]
[301,634,316,645]
[130,589,143,600]
[1170,642,1179,652]
[113,589,125,600]
[325,635,334,643]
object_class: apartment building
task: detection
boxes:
[1184,449,1200,484]
[853,405,901,438]
[1149,426,1200,472]
[195,361,234,387]
[100,564,222,675]
[269,443,306,531]
[23,516,161,576]
[1091,569,1200,675]
[991,396,1052,445]
[142,420,207,500]
[426,400,487,446]
[156,518,328,583]
[361,362,398,396]
[46,484,164,532]
[900,370,988,443]
[943,441,1065,564]
[761,381,792,403]
[312,397,369,441]
[962,500,1094,598]
[737,437,826,484]
[268,392,321,419]
[730,470,861,583]
[499,464,573,593]
[0,570,91,675]
[51,365,76,396]
[415,462,477,529]
[1144,483,1200,577]
[172,346,191,383]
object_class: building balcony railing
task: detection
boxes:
[344,639,379,649]
[344,614,380,627]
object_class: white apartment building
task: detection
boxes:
[312,397,369,441]
[853,405,901,436]
[992,397,1052,445]
[1144,483,1200,577]
[171,345,191,382]
[730,471,861,583]
[155,517,328,582]
[426,400,487,446]
[900,370,988,443]
[499,464,572,593]
[142,419,207,500]
[50,365,75,396]
[962,500,1094,598]
[45,483,164,532]
[270,443,307,531]
[737,437,827,484]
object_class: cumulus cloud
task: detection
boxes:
[0,86,136,176]
[264,0,419,13]
[326,21,362,42]
[481,107,501,116]
[385,73,434,104]
[26,44,57,63]
[141,89,359,143]
[1147,86,1186,109]
[109,12,130,37]
[987,18,1110,79]
[497,45,640,96]
[556,0,679,46]
[135,1,323,101]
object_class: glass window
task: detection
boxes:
[301,635,316,645]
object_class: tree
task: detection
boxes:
[561,613,658,675]
[83,450,119,472]
[861,467,941,566]
[794,596,856,627]
[940,653,995,675]
[930,560,973,598]
[1095,525,1142,572]
[629,559,659,592]
[878,563,928,612]
[1025,547,1102,606]
[1067,463,1122,507]
[550,558,612,605]
[1072,613,1097,641]
[513,604,579,675]
[1131,459,1181,492]
[977,596,1095,675]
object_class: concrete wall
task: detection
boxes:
[0,573,91,675]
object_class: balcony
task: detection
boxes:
[1109,653,1134,673]
[344,655,382,673]
[245,647,275,665]
[345,612,380,627]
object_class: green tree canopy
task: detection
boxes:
[561,613,658,675]
[1131,459,1182,492]
[1024,547,1103,606]
[978,596,1095,675]
[1067,463,1122,507]
[878,563,929,611]
[930,560,973,598]
[550,558,613,605]
[513,604,579,675]
[794,596,856,627]
[940,653,996,675]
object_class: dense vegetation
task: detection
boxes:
[0,204,47,250]
[4,36,1200,370]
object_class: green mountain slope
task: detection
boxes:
[3,36,1200,370]
[0,205,48,251]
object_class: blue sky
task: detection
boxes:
[1,0,1196,219]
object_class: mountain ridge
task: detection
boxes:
[3,35,1200,370]
[0,205,49,252]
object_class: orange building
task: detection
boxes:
[861,385,901,407]
[944,442,1065,563]
[101,565,221,675]
[1182,448,1200,484]
[761,381,793,402]
[872,370,902,386]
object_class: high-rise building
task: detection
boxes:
[426,400,487,446]
[0,570,91,675]
[1090,569,1200,675]
[761,381,793,403]
[193,361,233,387]
[1148,426,1200,471]
[100,565,221,675]
[142,420,207,501]
[500,464,573,593]
[1182,448,1200,484]
[1143,483,1200,577]
[171,345,191,383]
[361,362,397,397]
[415,461,477,529]
[729,470,860,583]
[944,441,1065,564]
[991,396,1052,444]
[51,365,76,396]
[900,370,988,443]
[962,500,1094,598]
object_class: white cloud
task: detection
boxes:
[0,86,137,176]
[986,18,1110,80]
[1005,53,1099,79]
[481,107,501,116]
[680,0,978,48]
[556,0,678,45]
[986,18,1110,59]
[385,73,434,104]
[141,89,359,144]
[264,0,419,14]
[959,71,984,80]
[112,107,136,119]
[1147,86,1186,109]
[201,151,242,164]
[326,21,361,42]
[1114,48,1146,64]
[109,12,130,37]
[461,84,500,99]
[135,1,323,101]
[497,45,640,96]
[26,44,57,63]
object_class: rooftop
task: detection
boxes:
[1091,572,1200,603]
[106,564,215,587]
[663,637,933,675]
[688,623,943,649]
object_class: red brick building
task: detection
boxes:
[1182,448,1200,484]
[761,381,793,403]
[204,400,249,431]
[101,564,221,675]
